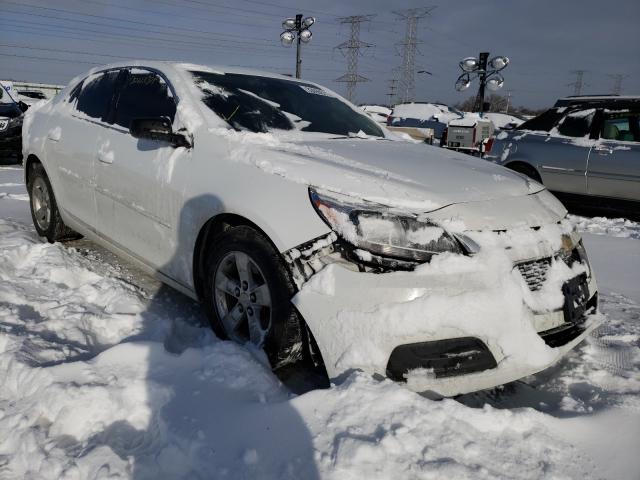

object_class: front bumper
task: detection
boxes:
[292,250,599,397]
[0,126,22,154]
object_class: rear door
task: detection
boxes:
[536,108,596,195]
[587,110,640,201]
[94,67,184,272]
[45,69,121,229]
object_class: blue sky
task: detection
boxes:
[1,0,638,108]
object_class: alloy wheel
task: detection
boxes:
[213,251,272,347]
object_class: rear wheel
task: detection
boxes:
[508,163,542,184]
[203,225,321,376]
[28,162,79,243]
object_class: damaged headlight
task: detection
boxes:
[309,187,463,262]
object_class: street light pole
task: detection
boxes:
[473,52,489,115]
[455,53,509,116]
[280,14,315,79]
[295,14,302,79]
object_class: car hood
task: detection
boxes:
[252,136,545,213]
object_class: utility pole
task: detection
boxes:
[393,7,435,104]
[504,90,512,113]
[386,78,398,107]
[334,15,375,102]
[608,74,628,95]
[568,70,586,96]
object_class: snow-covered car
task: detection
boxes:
[361,104,391,125]
[17,89,48,106]
[487,96,640,219]
[387,102,464,140]
[22,62,599,396]
[482,112,525,130]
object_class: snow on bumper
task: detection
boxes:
[292,248,599,397]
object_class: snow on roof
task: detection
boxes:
[391,103,461,123]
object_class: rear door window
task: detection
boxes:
[601,112,639,142]
[557,109,595,137]
[113,69,176,130]
[75,70,120,121]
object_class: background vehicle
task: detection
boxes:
[441,115,495,155]
[23,62,597,397]
[361,104,391,125]
[387,102,463,140]
[482,112,525,130]
[0,100,26,164]
[487,95,640,218]
[17,89,48,106]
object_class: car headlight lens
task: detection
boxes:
[8,116,23,128]
[309,187,463,262]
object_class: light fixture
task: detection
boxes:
[282,18,296,30]
[459,57,479,72]
[300,29,312,43]
[303,16,315,27]
[489,56,509,71]
[486,73,504,91]
[280,30,295,46]
[455,73,471,91]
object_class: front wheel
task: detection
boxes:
[203,225,312,372]
[28,162,78,243]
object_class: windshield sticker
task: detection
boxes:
[299,85,333,97]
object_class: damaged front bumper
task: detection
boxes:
[288,233,600,397]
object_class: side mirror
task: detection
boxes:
[18,101,29,112]
[129,117,192,148]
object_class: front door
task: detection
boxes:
[94,68,187,273]
[537,108,596,195]
[587,110,640,202]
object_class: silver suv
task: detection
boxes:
[486,96,640,219]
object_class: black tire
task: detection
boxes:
[27,162,79,243]
[508,163,543,184]
[203,225,308,372]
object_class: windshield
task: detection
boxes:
[190,71,384,137]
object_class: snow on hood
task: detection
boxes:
[219,130,544,213]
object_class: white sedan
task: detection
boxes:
[22,62,599,396]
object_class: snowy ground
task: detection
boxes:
[0,165,638,479]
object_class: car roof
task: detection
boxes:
[79,60,313,83]
[554,95,640,108]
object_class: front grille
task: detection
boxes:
[516,257,552,291]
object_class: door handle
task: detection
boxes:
[594,145,612,155]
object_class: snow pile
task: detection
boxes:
[570,214,640,240]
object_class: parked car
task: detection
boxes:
[23,62,598,396]
[0,100,27,163]
[361,104,391,125]
[486,95,640,218]
[482,112,525,130]
[17,89,48,106]
[387,102,464,140]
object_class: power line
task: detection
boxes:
[334,15,375,102]
[393,7,435,103]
